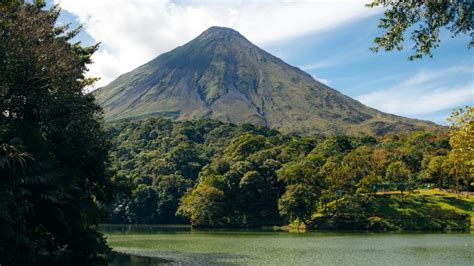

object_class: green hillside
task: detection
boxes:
[310,189,473,231]
[95,27,438,135]
[105,117,471,230]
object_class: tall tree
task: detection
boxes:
[177,184,227,227]
[368,0,473,60]
[385,161,411,197]
[0,1,111,264]
[448,106,474,191]
[277,159,321,224]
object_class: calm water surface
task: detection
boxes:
[102,224,474,266]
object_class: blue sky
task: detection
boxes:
[264,16,473,124]
[50,0,473,125]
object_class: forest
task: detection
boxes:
[0,2,111,265]
[105,115,473,229]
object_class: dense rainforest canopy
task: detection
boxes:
[106,113,472,228]
[0,1,111,265]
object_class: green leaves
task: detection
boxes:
[0,2,110,264]
[109,116,457,228]
[177,184,226,227]
[278,184,318,222]
[0,144,35,179]
[368,0,473,60]
[448,106,474,189]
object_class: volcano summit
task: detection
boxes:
[94,26,437,135]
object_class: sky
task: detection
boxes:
[49,0,473,125]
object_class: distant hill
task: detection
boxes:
[94,26,438,135]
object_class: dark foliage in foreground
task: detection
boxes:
[0,1,111,265]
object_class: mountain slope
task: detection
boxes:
[94,26,438,135]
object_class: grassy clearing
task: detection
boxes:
[311,189,473,231]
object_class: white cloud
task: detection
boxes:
[356,66,474,117]
[55,0,378,87]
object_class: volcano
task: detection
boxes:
[94,26,437,135]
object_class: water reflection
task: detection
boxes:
[102,225,474,266]
[101,224,191,234]
[108,252,172,266]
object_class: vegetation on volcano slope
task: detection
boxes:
[106,109,472,230]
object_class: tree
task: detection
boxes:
[356,174,382,196]
[237,171,277,225]
[0,144,35,177]
[368,1,473,60]
[317,136,353,158]
[167,142,205,180]
[155,174,192,223]
[224,134,267,160]
[277,159,320,185]
[448,106,474,191]
[277,160,322,224]
[340,146,377,195]
[177,184,227,227]
[0,1,110,264]
[105,112,459,229]
[278,184,318,224]
[385,161,412,197]
[425,155,454,188]
[319,156,344,207]
[126,185,159,224]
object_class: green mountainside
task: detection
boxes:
[94,26,438,135]
[105,117,471,230]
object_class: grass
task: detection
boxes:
[311,189,473,231]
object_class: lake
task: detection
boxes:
[102,224,474,265]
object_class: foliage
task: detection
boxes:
[0,1,110,265]
[277,159,322,222]
[385,161,412,195]
[177,184,226,227]
[368,0,474,60]
[356,174,382,196]
[313,189,473,231]
[278,184,318,223]
[107,116,458,228]
[448,106,474,189]
[424,155,455,187]
[107,118,285,227]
